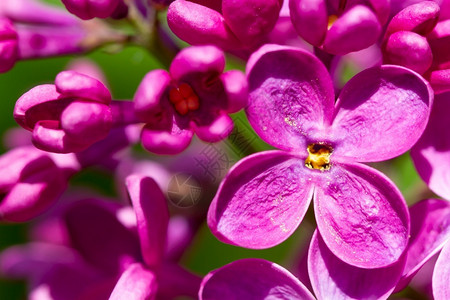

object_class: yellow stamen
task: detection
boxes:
[305,143,333,171]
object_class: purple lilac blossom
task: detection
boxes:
[167,0,282,51]
[133,45,248,155]
[383,1,450,93]
[199,258,315,300]
[0,178,201,299]
[13,71,114,153]
[289,0,389,55]
[208,44,433,269]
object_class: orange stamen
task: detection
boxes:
[169,83,200,115]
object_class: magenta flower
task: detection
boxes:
[382,1,450,94]
[0,177,201,299]
[61,0,128,20]
[199,258,315,300]
[167,0,282,51]
[13,70,113,153]
[208,44,433,268]
[0,146,71,222]
[134,45,248,155]
[289,0,389,55]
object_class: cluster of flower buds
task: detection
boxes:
[0,0,449,299]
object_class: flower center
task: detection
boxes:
[169,83,200,116]
[305,143,333,171]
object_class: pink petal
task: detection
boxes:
[397,199,450,289]
[220,70,248,113]
[309,230,406,300]
[109,263,157,300]
[314,162,409,268]
[332,65,433,162]
[133,69,171,122]
[55,71,111,104]
[199,258,315,300]
[194,113,233,142]
[32,120,87,153]
[433,241,450,300]
[246,44,334,151]
[289,0,327,46]
[140,121,193,155]
[429,69,450,94]
[323,5,381,55]
[169,45,225,82]
[411,93,450,199]
[208,151,313,249]
[125,175,169,269]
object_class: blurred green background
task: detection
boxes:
[0,1,430,299]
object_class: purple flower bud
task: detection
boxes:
[14,71,113,153]
[0,18,18,73]
[61,0,124,20]
[134,45,248,155]
[167,0,282,50]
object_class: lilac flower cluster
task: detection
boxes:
[0,0,449,299]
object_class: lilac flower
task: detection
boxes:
[61,0,128,20]
[0,146,73,222]
[208,44,433,268]
[134,45,248,155]
[289,0,389,55]
[13,70,113,153]
[1,177,201,299]
[382,1,450,93]
[199,258,315,300]
[0,18,18,73]
[167,0,282,51]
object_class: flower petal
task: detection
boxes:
[199,258,315,300]
[125,175,169,269]
[208,150,313,249]
[55,71,111,104]
[140,120,193,155]
[32,120,87,153]
[220,70,248,113]
[314,162,409,268]
[309,230,406,300]
[246,44,335,151]
[323,5,381,55]
[433,241,450,300]
[397,199,450,289]
[411,93,450,199]
[332,65,433,162]
[429,69,450,94]
[64,199,141,274]
[169,45,225,82]
[109,263,157,300]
